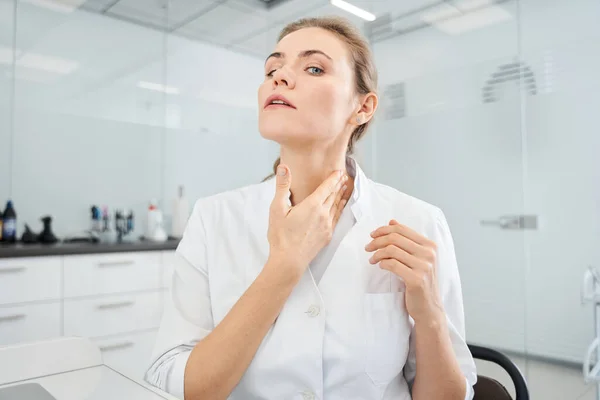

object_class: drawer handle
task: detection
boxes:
[96,301,135,310]
[97,261,134,268]
[0,314,26,323]
[0,267,26,274]
[99,341,135,352]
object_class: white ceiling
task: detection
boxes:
[77,0,444,58]
[0,0,515,115]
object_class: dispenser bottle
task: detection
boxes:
[2,200,17,243]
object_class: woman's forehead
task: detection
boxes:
[274,27,350,62]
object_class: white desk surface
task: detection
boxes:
[0,365,176,400]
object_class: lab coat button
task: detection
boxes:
[305,305,320,317]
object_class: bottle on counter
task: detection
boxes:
[146,199,159,239]
[2,200,17,243]
[171,185,190,239]
[0,207,3,242]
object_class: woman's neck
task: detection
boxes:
[280,146,353,206]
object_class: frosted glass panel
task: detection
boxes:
[0,0,14,203]
[11,3,166,236]
[520,0,600,364]
[372,0,526,356]
[161,33,279,215]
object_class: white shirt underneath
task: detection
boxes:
[309,200,356,285]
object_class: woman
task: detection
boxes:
[146,16,477,400]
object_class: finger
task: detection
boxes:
[323,177,347,209]
[270,164,292,216]
[369,244,426,270]
[364,232,422,255]
[308,170,345,205]
[327,181,347,214]
[379,259,415,283]
[332,199,347,226]
[371,222,435,248]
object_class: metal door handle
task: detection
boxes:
[99,341,135,352]
[0,267,26,274]
[480,215,538,230]
[0,314,26,323]
[96,301,135,310]
[97,260,134,268]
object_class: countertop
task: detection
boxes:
[0,239,179,258]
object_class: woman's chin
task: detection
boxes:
[259,126,307,143]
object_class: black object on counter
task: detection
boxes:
[21,224,38,244]
[38,216,58,244]
[2,200,17,243]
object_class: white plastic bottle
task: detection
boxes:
[171,185,190,239]
[146,199,159,240]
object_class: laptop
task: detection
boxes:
[0,383,57,400]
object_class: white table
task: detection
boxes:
[0,365,173,400]
[0,337,177,400]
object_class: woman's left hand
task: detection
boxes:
[365,219,445,325]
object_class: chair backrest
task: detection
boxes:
[0,337,102,385]
[473,376,513,400]
[468,344,530,400]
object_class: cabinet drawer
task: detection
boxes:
[64,292,162,338]
[0,302,61,346]
[0,257,61,305]
[63,252,161,298]
[95,330,158,381]
[161,251,176,289]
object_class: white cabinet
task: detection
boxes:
[0,249,175,381]
[95,330,158,381]
[0,302,61,346]
[63,252,162,298]
[0,257,61,305]
[64,292,163,338]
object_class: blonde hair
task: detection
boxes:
[264,16,378,180]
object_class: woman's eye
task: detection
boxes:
[307,66,324,75]
[266,69,276,77]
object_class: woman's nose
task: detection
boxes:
[272,66,295,89]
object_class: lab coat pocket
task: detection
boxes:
[364,291,411,386]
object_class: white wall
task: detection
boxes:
[2,3,278,236]
[371,0,600,363]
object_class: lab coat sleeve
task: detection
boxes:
[145,200,214,400]
[403,209,477,400]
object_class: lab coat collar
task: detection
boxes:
[346,156,371,222]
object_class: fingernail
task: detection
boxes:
[277,166,286,176]
[369,256,375,264]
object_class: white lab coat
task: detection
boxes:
[145,159,477,400]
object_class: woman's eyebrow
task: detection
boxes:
[264,49,332,65]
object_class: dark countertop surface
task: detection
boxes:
[0,239,179,258]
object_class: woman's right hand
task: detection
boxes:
[267,164,348,279]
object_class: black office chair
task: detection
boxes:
[468,344,530,400]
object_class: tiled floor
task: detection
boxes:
[475,356,597,399]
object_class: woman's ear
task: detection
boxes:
[353,92,378,126]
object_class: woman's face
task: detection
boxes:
[258,27,359,149]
